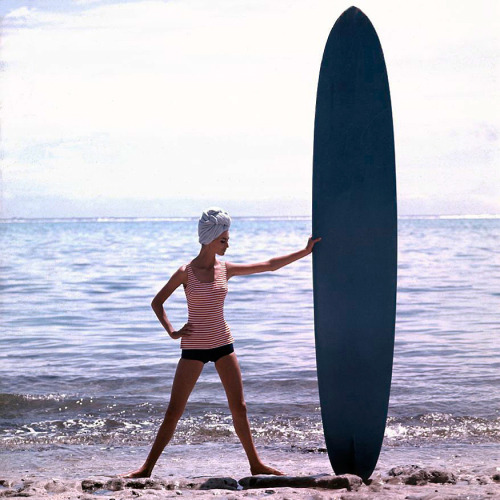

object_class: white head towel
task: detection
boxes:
[198,207,231,245]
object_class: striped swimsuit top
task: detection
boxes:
[182,261,234,350]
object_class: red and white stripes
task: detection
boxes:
[181,261,234,349]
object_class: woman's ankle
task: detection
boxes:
[141,462,154,475]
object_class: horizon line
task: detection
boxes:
[1,214,499,223]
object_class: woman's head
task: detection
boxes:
[198,207,231,248]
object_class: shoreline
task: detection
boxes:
[1,467,499,499]
[1,443,499,498]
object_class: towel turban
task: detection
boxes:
[198,207,231,245]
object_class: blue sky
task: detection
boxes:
[1,0,498,217]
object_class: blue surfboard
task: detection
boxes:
[312,6,397,480]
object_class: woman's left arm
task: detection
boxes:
[226,236,321,279]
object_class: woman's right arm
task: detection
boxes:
[151,266,192,340]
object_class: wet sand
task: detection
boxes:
[1,444,499,499]
[1,467,499,499]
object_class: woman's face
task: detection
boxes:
[213,230,230,256]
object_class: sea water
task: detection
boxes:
[0,217,499,477]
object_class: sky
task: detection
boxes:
[0,0,499,218]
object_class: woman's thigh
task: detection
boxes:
[214,353,245,408]
[167,358,204,412]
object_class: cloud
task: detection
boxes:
[1,0,499,216]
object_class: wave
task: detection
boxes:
[1,395,498,450]
[385,414,500,446]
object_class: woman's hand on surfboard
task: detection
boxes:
[306,236,322,254]
[169,322,193,340]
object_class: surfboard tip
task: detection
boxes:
[342,6,367,20]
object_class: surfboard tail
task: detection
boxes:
[325,434,380,481]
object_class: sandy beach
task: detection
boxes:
[2,466,499,499]
[2,444,499,499]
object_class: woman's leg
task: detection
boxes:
[215,353,284,476]
[121,358,204,478]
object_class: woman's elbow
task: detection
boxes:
[268,260,279,272]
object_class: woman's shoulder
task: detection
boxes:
[224,260,236,279]
[172,264,189,281]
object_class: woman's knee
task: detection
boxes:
[230,399,247,418]
[164,402,184,422]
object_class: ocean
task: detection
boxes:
[1,216,499,478]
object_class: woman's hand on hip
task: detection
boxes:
[169,322,193,340]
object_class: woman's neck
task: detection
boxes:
[193,246,217,269]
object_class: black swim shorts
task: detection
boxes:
[181,343,234,364]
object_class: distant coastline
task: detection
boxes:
[1,214,500,223]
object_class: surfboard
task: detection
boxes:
[312,6,397,480]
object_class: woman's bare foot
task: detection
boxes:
[119,466,152,479]
[250,463,285,476]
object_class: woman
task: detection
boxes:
[123,208,320,478]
